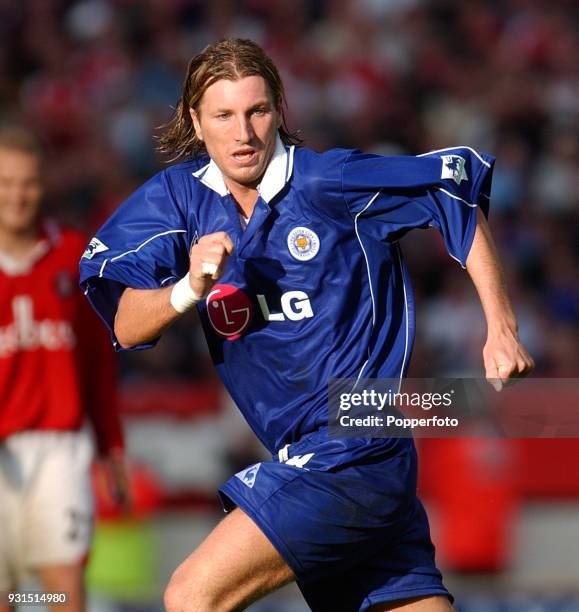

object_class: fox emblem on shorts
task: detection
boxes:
[287,227,320,261]
[235,463,261,488]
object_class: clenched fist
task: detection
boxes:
[188,231,234,298]
[483,326,534,391]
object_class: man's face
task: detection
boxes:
[190,75,281,193]
[0,148,43,235]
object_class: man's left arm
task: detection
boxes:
[341,146,534,387]
[466,207,534,390]
[78,293,130,509]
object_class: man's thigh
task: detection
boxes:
[165,507,295,612]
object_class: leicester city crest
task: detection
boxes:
[287,227,320,261]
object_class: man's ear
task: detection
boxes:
[189,108,203,141]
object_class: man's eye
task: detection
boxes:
[217,113,230,120]
[253,109,266,116]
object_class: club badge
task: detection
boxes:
[287,227,320,261]
[54,270,75,298]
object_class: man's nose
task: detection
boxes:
[235,116,254,143]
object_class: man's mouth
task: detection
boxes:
[232,149,257,164]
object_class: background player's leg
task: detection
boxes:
[0,556,15,612]
[0,589,14,612]
[164,507,295,612]
[22,434,92,612]
[367,595,454,611]
[37,564,85,612]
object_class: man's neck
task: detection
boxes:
[0,225,41,260]
[227,182,260,219]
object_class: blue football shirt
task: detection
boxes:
[80,136,494,453]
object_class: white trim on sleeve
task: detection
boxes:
[98,229,187,278]
[417,145,491,168]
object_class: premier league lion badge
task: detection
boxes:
[440,155,468,185]
[287,227,320,261]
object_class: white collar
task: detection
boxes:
[192,134,295,203]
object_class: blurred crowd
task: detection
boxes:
[1,0,577,381]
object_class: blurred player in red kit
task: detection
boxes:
[0,127,127,612]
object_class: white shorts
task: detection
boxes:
[0,430,94,589]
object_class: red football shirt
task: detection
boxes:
[0,221,123,455]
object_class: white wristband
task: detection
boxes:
[170,273,201,313]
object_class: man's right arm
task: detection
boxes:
[114,231,234,349]
[115,285,180,349]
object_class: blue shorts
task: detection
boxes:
[218,429,452,611]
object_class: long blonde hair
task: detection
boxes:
[157,38,301,162]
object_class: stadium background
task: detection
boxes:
[1,0,577,610]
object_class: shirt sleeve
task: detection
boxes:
[341,147,495,267]
[76,293,124,455]
[79,169,192,350]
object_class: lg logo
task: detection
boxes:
[206,285,252,341]
[206,284,314,341]
[257,291,313,322]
